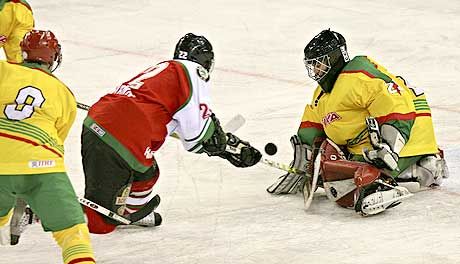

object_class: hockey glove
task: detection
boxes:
[219,133,262,168]
[202,114,227,156]
[363,145,399,170]
[363,117,405,171]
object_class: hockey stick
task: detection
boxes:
[170,114,246,139]
[260,158,305,175]
[226,144,305,175]
[303,152,321,209]
[77,102,90,110]
[78,194,161,225]
[78,197,131,225]
[5,197,131,243]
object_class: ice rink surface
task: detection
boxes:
[2,0,460,263]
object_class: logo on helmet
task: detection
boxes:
[0,35,7,44]
[340,46,350,62]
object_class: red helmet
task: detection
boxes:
[20,30,62,72]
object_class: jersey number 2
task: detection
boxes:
[4,86,45,121]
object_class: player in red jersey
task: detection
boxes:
[81,33,261,234]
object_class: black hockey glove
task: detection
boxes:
[219,133,262,168]
[202,114,227,156]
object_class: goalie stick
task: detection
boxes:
[260,158,306,175]
[303,152,321,210]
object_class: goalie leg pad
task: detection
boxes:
[397,154,448,187]
[266,135,310,194]
[322,160,381,208]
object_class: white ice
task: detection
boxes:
[1,0,460,263]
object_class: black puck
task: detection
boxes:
[264,143,277,155]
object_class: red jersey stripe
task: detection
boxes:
[68,257,96,264]
[0,132,62,158]
[299,121,323,130]
[376,112,416,124]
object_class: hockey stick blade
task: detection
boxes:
[78,197,131,225]
[223,114,245,133]
[171,114,246,139]
[260,157,305,175]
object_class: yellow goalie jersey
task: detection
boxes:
[298,56,439,158]
[0,61,76,174]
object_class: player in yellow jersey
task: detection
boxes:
[0,0,34,62]
[0,30,96,264]
[267,29,448,216]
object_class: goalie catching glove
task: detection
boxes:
[202,114,261,168]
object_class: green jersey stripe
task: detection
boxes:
[174,62,193,113]
[415,107,431,111]
[83,117,151,173]
[0,124,64,154]
[0,118,63,151]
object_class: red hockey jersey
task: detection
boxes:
[84,60,216,172]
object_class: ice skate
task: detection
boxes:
[357,186,412,216]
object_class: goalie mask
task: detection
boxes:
[20,30,62,72]
[173,33,214,73]
[303,29,349,90]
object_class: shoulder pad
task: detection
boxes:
[196,65,210,82]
